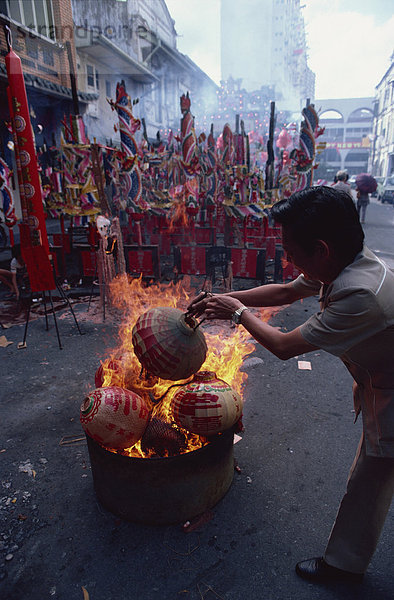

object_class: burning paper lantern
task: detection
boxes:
[172,371,243,435]
[94,359,124,388]
[80,386,150,450]
[132,307,207,381]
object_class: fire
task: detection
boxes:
[97,273,282,457]
[166,198,189,232]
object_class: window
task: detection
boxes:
[42,46,54,66]
[0,1,8,16]
[344,151,369,163]
[2,0,55,40]
[87,64,100,90]
[25,36,38,59]
[87,65,95,88]
[347,108,373,122]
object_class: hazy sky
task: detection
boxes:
[165,0,394,99]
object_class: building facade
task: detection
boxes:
[220,0,315,112]
[0,0,99,218]
[369,55,394,177]
[71,0,218,145]
[313,97,374,181]
[0,0,98,151]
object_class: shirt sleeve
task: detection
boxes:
[290,274,321,297]
[300,287,386,356]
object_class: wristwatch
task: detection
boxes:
[232,305,249,325]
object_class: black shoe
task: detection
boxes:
[295,557,364,583]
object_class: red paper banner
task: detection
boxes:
[231,248,258,278]
[179,247,206,275]
[127,250,155,276]
[4,28,54,291]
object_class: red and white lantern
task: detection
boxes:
[132,307,207,381]
[80,386,150,449]
[172,371,243,435]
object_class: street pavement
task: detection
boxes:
[0,199,393,600]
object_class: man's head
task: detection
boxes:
[336,170,348,182]
[270,186,364,281]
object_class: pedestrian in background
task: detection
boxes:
[0,243,26,300]
[356,185,370,223]
[332,170,352,197]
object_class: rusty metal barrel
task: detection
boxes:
[85,429,234,525]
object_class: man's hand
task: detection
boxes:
[204,295,244,320]
[188,292,244,321]
[187,291,214,318]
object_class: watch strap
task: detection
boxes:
[232,305,249,324]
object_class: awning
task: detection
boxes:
[75,31,158,83]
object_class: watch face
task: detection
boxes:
[232,308,241,324]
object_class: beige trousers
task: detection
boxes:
[324,435,394,574]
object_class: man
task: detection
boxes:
[0,243,25,300]
[188,186,394,584]
[332,170,353,197]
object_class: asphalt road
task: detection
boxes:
[0,199,393,600]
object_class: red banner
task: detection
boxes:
[179,247,206,275]
[127,249,155,276]
[231,248,258,278]
[4,27,55,291]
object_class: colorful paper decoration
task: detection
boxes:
[132,307,207,381]
[80,386,150,450]
[171,371,243,435]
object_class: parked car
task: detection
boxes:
[372,176,385,198]
[378,176,394,204]
[348,176,357,189]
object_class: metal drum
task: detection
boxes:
[86,429,234,525]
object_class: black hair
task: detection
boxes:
[270,186,364,263]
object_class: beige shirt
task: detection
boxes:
[294,247,394,457]
[332,181,353,197]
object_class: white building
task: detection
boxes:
[220,0,315,112]
[314,98,374,181]
[370,55,394,177]
[71,0,218,144]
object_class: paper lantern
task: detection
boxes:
[172,371,243,435]
[80,386,150,449]
[94,359,123,388]
[132,307,207,381]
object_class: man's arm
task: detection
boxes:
[221,280,312,306]
[202,294,319,360]
[188,279,317,316]
[237,309,318,360]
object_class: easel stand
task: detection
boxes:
[87,261,107,322]
[21,278,83,350]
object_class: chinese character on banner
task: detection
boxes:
[4,26,55,292]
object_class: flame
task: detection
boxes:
[97,274,282,457]
[166,198,188,232]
